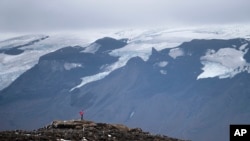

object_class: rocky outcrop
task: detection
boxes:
[0,120,187,141]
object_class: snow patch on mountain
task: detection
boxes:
[160,70,167,75]
[70,71,109,91]
[239,43,248,51]
[110,43,154,61]
[129,111,135,119]
[70,54,133,91]
[82,43,100,54]
[64,63,83,71]
[155,61,168,67]
[197,43,250,79]
[169,48,184,59]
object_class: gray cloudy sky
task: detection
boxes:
[0,0,250,32]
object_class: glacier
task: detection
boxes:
[197,43,250,79]
[0,34,90,90]
[70,24,250,89]
[1,24,250,90]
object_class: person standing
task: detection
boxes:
[79,110,84,120]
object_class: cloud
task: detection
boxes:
[0,0,250,32]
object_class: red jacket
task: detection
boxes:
[79,111,84,116]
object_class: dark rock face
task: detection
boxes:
[0,120,186,141]
[0,37,250,141]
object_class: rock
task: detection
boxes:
[75,125,82,129]
[0,120,188,141]
[112,124,130,132]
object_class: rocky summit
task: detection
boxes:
[0,120,186,141]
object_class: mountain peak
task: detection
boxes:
[152,47,158,54]
[94,37,127,53]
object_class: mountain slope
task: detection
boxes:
[0,37,250,141]
[70,38,250,141]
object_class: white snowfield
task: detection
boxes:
[197,43,250,79]
[0,34,90,90]
[169,48,184,59]
[0,24,250,90]
[0,34,47,50]
[72,24,250,90]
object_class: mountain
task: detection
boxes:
[0,119,186,141]
[69,38,250,141]
[0,26,250,141]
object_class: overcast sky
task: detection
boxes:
[0,0,250,32]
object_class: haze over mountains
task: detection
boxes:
[1,26,250,141]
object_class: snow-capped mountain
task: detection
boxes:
[1,25,250,141]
